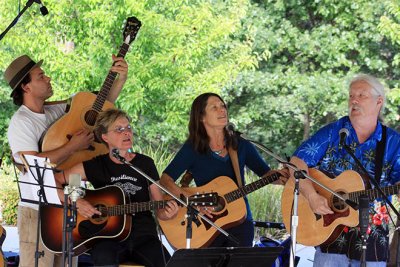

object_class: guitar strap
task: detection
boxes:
[179,171,193,188]
[362,125,387,188]
[228,147,243,187]
[374,125,387,185]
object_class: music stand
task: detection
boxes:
[166,246,283,267]
[17,154,61,267]
[18,154,61,206]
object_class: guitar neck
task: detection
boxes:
[92,42,130,113]
[349,183,400,202]
[99,200,167,216]
[224,172,281,203]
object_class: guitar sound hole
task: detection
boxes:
[213,197,226,213]
[85,110,99,126]
[92,204,107,224]
[332,191,348,212]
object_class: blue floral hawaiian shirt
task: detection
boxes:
[293,116,400,261]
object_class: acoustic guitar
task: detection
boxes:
[40,185,217,256]
[159,172,281,249]
[0,225,6,267]
[40,17,141,170]
[281,168,400,246]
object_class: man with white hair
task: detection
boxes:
[290,74,400,266]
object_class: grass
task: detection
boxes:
[0,160,19,225]
[246,169,288,241]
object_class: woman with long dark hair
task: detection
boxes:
[160,92,288,247]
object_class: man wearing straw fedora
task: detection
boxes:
[4,54,128,267]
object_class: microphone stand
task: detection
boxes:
[239,134,358,267]
[395,223,400,267]
[33,159,46,267]
[0,0,36,41]
[358,194,369,267]
[112,150,239,248]
[342,144,400,266]
[61,186,83,267]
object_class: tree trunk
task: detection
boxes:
[303,112,311,140]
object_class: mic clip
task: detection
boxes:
[294,170,307,180]
[345,199,359,210]
[112,148,127,163]
[339,128,350,147]
[69,188,85,203]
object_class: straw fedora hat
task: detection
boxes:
[4,55,43,97]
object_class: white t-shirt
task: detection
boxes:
[7,104,66,209]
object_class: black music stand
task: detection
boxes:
[166,247,283,267]
[17,154,62,267]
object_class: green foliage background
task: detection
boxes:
[0,0,399,239]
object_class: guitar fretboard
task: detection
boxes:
[99,200,167,216]
[91,42,130,115]
[224,172,281,203]
[349,184,400,202]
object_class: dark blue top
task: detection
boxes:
[164,138,271,220]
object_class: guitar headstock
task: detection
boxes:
[188,192,219,207]
[123,16,142,45]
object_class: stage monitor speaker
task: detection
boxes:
[166,246,284,267]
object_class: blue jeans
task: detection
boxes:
[313,247,386,267]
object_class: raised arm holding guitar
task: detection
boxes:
[5,44,128,267]
[7,53,128,168]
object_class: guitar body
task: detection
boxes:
[41,92,114,170]
[281,169,363,246]
[0,226,6,267]
[159,176,246,249]
[40,185,131,256]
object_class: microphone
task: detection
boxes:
[339,128,349,146]
[112,148,129,164]
[33,0,49,16]
[358,194,370,236]
[225,122,244,137]
[68,174,85,202]
[112,148,122,160]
